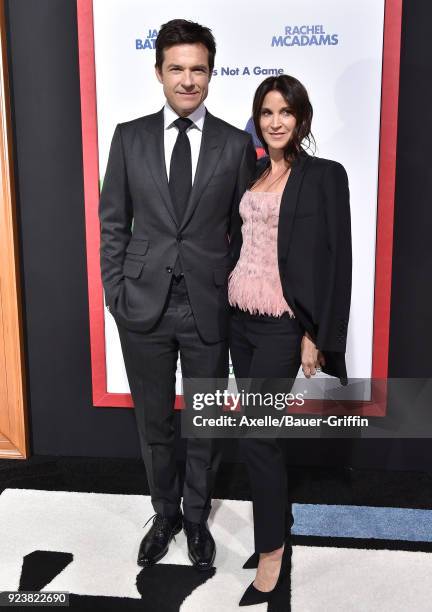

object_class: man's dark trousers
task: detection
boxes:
[117,275,227,522]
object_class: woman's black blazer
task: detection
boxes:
[231,150,352,384]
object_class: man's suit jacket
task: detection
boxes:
[99,108,256,343]
[232,151,352,383]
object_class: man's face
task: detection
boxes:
[155,43,211,117]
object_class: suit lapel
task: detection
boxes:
[277,152,311,273]
[179,112,226,231]
[144,109,178,226]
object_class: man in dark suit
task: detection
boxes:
[99,19,256,570]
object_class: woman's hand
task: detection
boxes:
[301,333,326,377]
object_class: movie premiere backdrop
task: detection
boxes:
[77,0,402,411]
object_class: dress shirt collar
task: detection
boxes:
[163,102,206,131]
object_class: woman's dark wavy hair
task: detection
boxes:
[252,74,315,165]
[155,19,216,74]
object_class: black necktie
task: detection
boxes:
[169,117,193,225]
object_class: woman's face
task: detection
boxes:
[259,90,297,154]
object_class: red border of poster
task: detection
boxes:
[76,0,403,414]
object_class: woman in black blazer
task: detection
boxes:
[228,75,352,606]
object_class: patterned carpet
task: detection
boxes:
[1,457,432,611]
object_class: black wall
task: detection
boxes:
[5,0,432,469]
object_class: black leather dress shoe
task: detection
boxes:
[137,513,182,567]
[183,519,216,571]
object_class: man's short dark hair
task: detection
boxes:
[155,19,216,74]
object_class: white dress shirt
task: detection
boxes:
[163,102,206,184]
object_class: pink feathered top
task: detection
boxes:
[228,190,294,318]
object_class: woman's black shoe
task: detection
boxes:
[242,552,259,569]
[239,540,291,606]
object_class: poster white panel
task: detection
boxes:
[92,0,385,394]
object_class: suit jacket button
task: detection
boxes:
[166,266,173,273]
[177,234,183,243]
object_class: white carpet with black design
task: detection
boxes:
[1,458,432,611]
